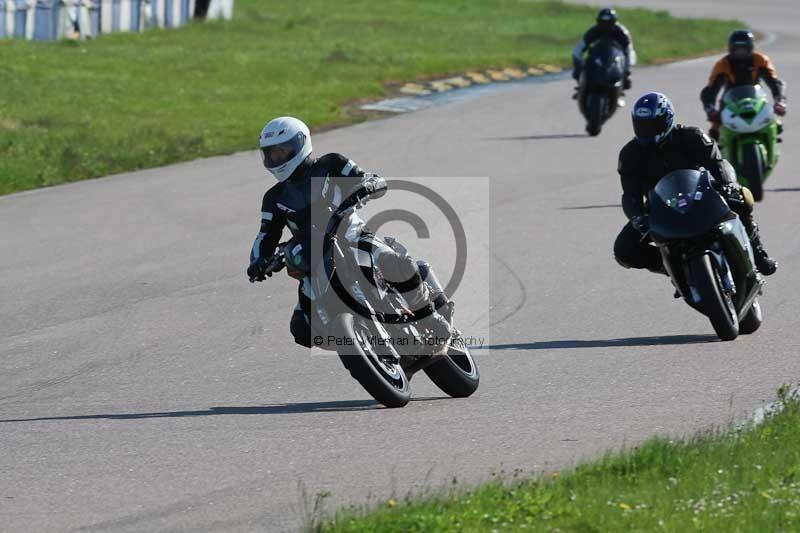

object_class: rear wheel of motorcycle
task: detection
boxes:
[742,144,765,202]
[690,254,739,341]
[335,314,411,408]
[423,343,480,398]
[739,299,763,335]
[585,93,604,136]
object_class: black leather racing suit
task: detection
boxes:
[572,23,635,85]
[613,125,775,274]
[248,153,447,347]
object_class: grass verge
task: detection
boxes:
[320,387,800,532]
[0,0,740,195]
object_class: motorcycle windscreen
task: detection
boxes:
[584,40,625,84]
[648,170,731,241]
[722,85,766,107]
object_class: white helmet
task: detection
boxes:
[258,116,312,182]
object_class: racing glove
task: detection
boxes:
[341,174,387,212]
[705,108,721,123]
[623,72,632,90]
[718,182,753,214]
[247,257,271,282]
[571,58,583,82]
[630,214,650,235]
[774,99,787,116]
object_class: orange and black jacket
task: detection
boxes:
[700,52,786,111]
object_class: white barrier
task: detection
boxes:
[0,0,206,39]
[58,0,98,39]
[0,1,36,40]
[206,0,230,20]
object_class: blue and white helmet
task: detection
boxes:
[631,92,675,145]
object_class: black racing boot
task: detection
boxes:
[745,219,777,276]
[404,278,452,353]
[753,241,778,276]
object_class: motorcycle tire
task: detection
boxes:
[689,254,739,341]
[585,93,604,136]
[739,299,763,335]
[742,143,765,202]
[335,313,411,408]
[423,344,480,398]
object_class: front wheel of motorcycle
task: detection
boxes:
[742,143,765,202]
[690,254,739,341]
[739,298,763,335]
[334,313,411,408]
[585,92,605,137]
[423,339,480,398]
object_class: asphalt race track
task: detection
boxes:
[1,1,798,531]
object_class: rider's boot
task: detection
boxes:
[378,249,452,351]
[415,302,452,346]
[709,124,720,142]
[414,261,453,350]
[743,217,777,276]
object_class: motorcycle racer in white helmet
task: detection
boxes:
[258,116,313,182]
[247,116,452,349]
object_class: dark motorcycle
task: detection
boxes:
[577,38,625,136]
[263,189,480,408]
[647,169,765,341]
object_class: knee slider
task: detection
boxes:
[615,255,632,269]
[290,311,311,348]
[741,186,755,210]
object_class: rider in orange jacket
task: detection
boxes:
[700,30,787,140]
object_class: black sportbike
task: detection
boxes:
[647,169,765,341]
[262,189,480,408]
[577,38,626,136]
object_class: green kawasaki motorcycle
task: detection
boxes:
[719,85,780,202]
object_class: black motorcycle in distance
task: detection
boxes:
[577,38,625,136]
[648,169,765,341]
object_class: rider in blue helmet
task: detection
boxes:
[614,92,777,276]
[630,92,675,145]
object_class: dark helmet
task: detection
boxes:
[632,92,675,146]
[597,7,618,25]
[728,29,755,60]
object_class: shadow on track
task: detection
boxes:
[479,334,718,351]
[486,133,588,141]
[765,187,800,193]
[560,203,621,210]
[0,397,449,423]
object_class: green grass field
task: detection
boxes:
[321,388,800,532]
[0,0,740,195]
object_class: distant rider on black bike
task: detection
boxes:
[572,7,635,96]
